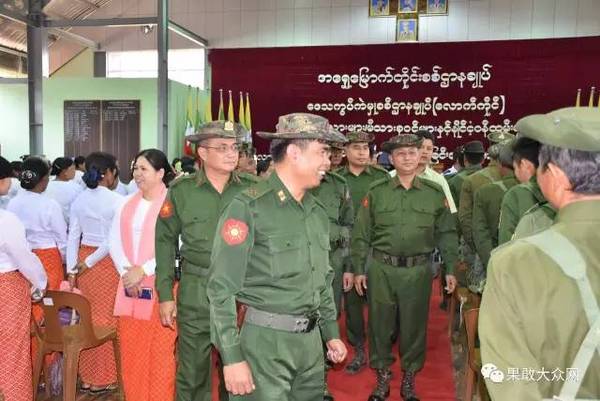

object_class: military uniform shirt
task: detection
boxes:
[336,165,389,216]
[497,176,545,245]
[448,164,481,211]
[155,169,257,302]
[207,172,340,365]
[351,175,459,275]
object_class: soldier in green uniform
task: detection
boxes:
[155,121,258,401]
[512,201,556,239]
[207,113,348,401]
[311,127,354,401]
[352,134,459,401]
[480,107,600,400]
[470,144,518,292]
[497,136,545,244]
[336,131,389,374]
[448,141,484,211]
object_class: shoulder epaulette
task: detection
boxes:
[241,180,272,201]
[169,173,194,189]
[371,165,390,176]
[326,170,347,184]
[368,176,391,190]
[420,178,444,194]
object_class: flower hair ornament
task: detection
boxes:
[21,169,38,184]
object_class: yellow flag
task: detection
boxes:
[245,92,252,131]
[227,90,234,122]
[218,89,225,120]
[575,89,581,107]
[238,92,245,127]
[204,91,213,122]
[589,87,596,107]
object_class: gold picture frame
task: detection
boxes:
[426,0,448,15]
[369,0,391,17]
[398,0,418,14]
[396,17,418,42]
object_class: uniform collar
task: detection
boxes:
[194,167,241,188]
[391,174,422,190]
[463,164,482,173]
[268,172,317,210]
[556,200,600,223]
[342,165,374,177]
[528,175,545,203]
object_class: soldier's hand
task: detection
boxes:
[159,301,177,330]
[223,361,255,395]
[354,275,368,296]
[326,339,348,363]
[445,274,457,294]
[342,273,354,292]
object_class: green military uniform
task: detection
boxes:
[351,134,459,401]
[497,175,546,244]
[207,113,341,401]
[335,132,389,372]
[512,202,556,240]
[311,170,354,314]
[155,121,257,401]
[480,107,600,400]
[448,163,481,211]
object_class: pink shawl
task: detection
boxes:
[113,185,167,320]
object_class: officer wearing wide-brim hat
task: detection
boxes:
[352,134,458,401]
[336,129,389,375]
[156,119,258,401]
[207,112,348,401]
[480,107,600,400]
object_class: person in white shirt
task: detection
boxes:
[109,149,177,401]
[0,155,48,401]
[73,156,88,189]
[66,152,123,393]
[0,176,21,209]
[7,157,67,293]
[45,157,83,223]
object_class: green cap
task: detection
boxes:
[463,140,485,154]
[257,113,331,140]
[187,120,247,143]
[346,131,375,144]
[488,130,516,144]
[515,107,600,151]
[381,134,423,153]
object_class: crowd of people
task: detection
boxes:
[0,107,598,401]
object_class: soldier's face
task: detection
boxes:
[345,143,370,167]
[390,147,420,174]
[293,140,330,188]
[330,148,344,168]
[419,139,434,166]
[197,138,240,174]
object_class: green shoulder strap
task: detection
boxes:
[522,230,600,401]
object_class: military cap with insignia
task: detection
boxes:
[515,107,600,151]
[186,120,247,143]
[487,130,516,144]
[463,140,485,154]
[257,113,332,141]
[346,131,375,144]
[381,134,423,153]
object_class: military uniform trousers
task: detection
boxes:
[345,260,367,347]
[367,258,433,372]
[231,322,324,401]
[330,245,346,317]
[176,271,214,401]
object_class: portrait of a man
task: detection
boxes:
[396,18,418,41]
[398,0,418,13]
[369,0,390,17]
[427,0,448,15]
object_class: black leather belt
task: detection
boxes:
[372,249,431,268]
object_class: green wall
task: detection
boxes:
[0,78,202,162]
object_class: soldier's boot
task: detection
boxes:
[345,344,367,375]
[400,371,420,401]
[367,368,392,401]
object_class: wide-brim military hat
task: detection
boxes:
[381,134,423,153]
[326,126,349,146]
[488,130,516,144]
[346,131,375,144]
[463,140,485,154]
[186,120,247,143]
[515,107,600,151]
[257,113,331,140]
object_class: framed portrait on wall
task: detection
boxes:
[398,0,418,13]
[396,17,418,41]
[369,0,391,17]
[426,0,448,15]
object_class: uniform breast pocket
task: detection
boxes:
[374,207,397,227]
[313,233,331,268]
[412,204,436,236]
[267,233,304,278]
[184,215,211,242]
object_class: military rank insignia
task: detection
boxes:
[221,219,249,246]
[159,199,174,218]
[277,190,287,203]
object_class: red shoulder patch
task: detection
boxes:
[221,219,249,246]
[159,200,174,218]
[362,196,369,208]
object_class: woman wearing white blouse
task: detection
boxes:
[67,152,123,394]
[109,149,177,401]
[45,157,83,224]
[0,156,47,401]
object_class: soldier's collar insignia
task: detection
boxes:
[277,190,287,203]
[159,199,174,219]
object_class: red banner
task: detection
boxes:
[210,36,600,166]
